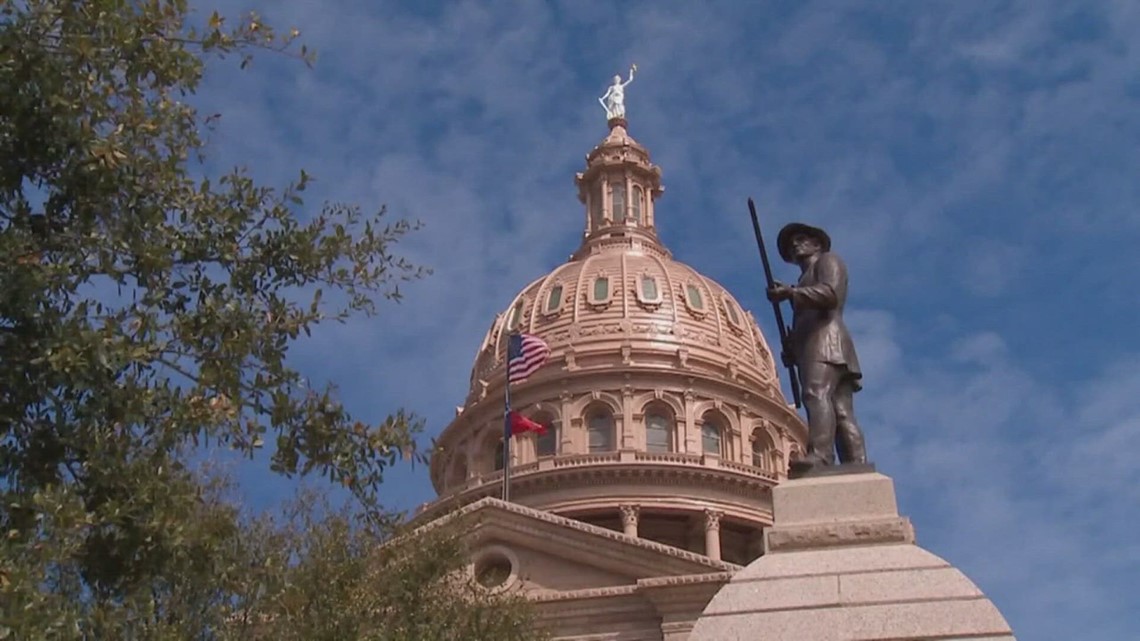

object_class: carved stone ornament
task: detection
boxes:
[619,504,640,526]
[677,348,689,368]
[703,508,723,532]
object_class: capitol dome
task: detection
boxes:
[424,118,806,565]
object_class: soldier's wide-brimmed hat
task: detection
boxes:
[776,222,831,263]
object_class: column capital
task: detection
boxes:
[620,504,640,526]
[703,508,723,532]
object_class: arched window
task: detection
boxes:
[631,186,644,223]
[701,414,723,456]
[588,408,615,453]
[493,440,505,471]
[645,409,673,453]
[533,412,560,457]
[751,428,776,471]
[612,183,626,222]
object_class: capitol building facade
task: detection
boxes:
[412,117,807,639]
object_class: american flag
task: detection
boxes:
[507,332,550,384]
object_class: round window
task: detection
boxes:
[474,553,513,589]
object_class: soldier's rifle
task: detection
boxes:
[747,197,803,409]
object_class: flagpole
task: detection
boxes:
[502,335,513,502]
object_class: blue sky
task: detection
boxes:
[190,1,1138,638]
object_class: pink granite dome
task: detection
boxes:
[464,244,781,409]
[423,121,806,567]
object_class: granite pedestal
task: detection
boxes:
[690,473,1016,640]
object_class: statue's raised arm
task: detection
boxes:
[622,63,636,87]
[600,64,637,121]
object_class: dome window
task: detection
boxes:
[631,186,644,223]
[545,284,563,314]
[506,300,525,331]
[723,295,745,333]
[533,411,560,456]
[588,275,612,309]
[588,409,615,452]
[725,297,741,325]
[645,410,673,453]
[751,427,777,471]
[638,274,662,305]
[612,183,626,223]
[686,284,705,311]
[701,415,723,457]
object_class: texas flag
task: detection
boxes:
[509,411,548,436]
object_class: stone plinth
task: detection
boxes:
[690,472,1016,640]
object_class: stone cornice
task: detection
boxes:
[419,457,776,525]
[638,571,735,589]
[530,584,641,603]
[414,497,738,576]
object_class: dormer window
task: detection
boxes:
[725,297,740,324]
[723,295,744,331]
[587,274,613,310]
[637,274,662,307]
[685,284,704,311]
[612,183,626,223]
[593,276,608,300]
[506,300,525,330]
[545,284,563,314]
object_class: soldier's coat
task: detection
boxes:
[788,252,862,390]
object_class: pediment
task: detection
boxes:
[419,497,737,594]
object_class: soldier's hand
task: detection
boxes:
[766,282,793,302]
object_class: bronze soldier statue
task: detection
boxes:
[766,223,869,475]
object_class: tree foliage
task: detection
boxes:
[0,1,544,638]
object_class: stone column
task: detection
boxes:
[682,390,697,454]
[704,509,723,561]
[601,175,611,225]
[559,391,575,454]
[620,504,640,538]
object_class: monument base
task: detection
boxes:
[690,472,1017,640]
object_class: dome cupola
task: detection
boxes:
[573,120,665,258]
